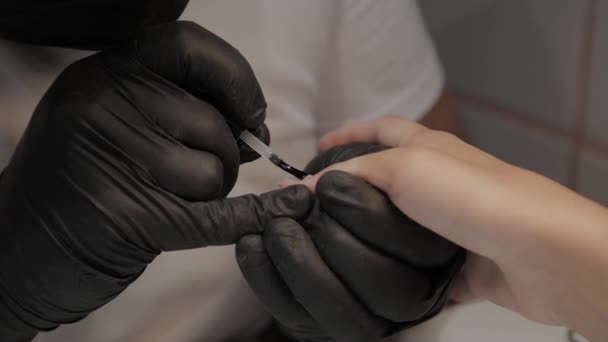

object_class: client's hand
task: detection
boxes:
[306,116,608,342]
[237,143,465,342]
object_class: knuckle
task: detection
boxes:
[265,220,308,261]
[410,129,459,147]
[376,147,434,191]
[237,234,264,252]
[200,154,224,185]
[171,21,201,48]
[379,115,405,126]
[236,235,268,266]
[397,145,435,166]
[267,218,301,238]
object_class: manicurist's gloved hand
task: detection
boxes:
[0,0,190,49]
[237,143,465,342]
[0,21,312,341]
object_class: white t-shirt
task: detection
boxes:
[0,1,444,341]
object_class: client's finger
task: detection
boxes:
[319,116,426,152]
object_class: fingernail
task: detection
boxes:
[277,176,301,188]
[299,175,318,192]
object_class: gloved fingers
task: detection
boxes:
[91,67,239,194]
[128,21,267,130]
[236,235,319,333]
[160,186,314,249]
[318,116,427,152]
[306,212,435,322]
[79,100,237,199]
[114,72,240,156]
[264,218,389,342]
[316,170,461,268]
[304,143,389,174]
[151,149,231,200]
[0,0,189,49]
[237,124,270,164]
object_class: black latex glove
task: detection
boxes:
[0,0,189,49]
[0,21,312,341]
[237,143,466,342]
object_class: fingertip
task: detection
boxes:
[317,170,358,190]
[248,107,267,129]
[299,175,320,192]
[265,219,302,243]
[324,152,399,194]
[254,123,271,145]
[319,129,350,152]
[316,170,372,207]
[236,235,267,266]
[237,234,265,253]
[201,155,226,198]
[300,163,355,193]
[150,148,229,201]
[233,85,267,130]
[267,217,300,233]
[283,185,315,207]
[259,185,315,221]
[265,218,307,258]
[318,134,337,152]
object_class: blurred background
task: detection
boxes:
[0,1,602,341]
[420,0,607,205]
[413,0,603,341]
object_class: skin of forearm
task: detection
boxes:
[559,245,608,342]
[503,172,608,341]
[555,208,608,342]
[421,94,608,342]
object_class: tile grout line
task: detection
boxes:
[452,89,608,159]
[452,89,574,140]
[566,0,598,189]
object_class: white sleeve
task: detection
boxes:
[316,0,444,136]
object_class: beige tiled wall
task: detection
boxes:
[420,0,608,205]
[586,0,608,143]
